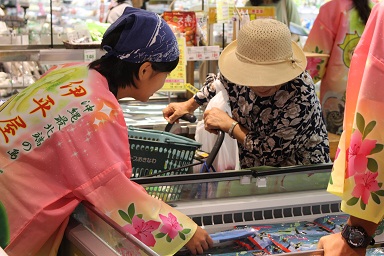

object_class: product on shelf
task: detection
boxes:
[163,11,197,46]
[198,215,384,255]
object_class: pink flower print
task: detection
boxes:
[351,171,380,205]
[347,131,376,178]
[306,57,322,78]
[335,147,341,161]
[159,213,183,239]
[123,216,161,247]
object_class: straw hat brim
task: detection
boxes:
[219,40,307,87]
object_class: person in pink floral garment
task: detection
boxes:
[0,7,212,256]
[303,0,374,135]
[317,1,384,255]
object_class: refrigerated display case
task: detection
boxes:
[61,163,384,255]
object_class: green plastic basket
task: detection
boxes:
[128,126,202,201]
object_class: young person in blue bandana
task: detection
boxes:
[0,8,212,256]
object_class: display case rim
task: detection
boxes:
[131,163,333,186]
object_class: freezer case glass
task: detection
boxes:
[63,164,384,255]
[134,164,333,203]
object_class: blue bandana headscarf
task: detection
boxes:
[102,7,179,63]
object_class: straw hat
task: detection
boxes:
[219,19,307,87]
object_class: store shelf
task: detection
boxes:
[0,50,40,62]
[0,47,105,64]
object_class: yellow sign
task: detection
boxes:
[208,6,276,24]
[161,36,187,92]
[185,83,199,94]
[216,0,231,23]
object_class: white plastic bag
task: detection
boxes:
[194,80,239,173]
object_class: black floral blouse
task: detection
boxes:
[194,72,330,169]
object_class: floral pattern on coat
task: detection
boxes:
[332,113,384,210]
[119,203,192,248]
[194,72,330,168]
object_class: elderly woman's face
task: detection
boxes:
[250,85,282,97]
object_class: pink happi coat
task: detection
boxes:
[328,1,384,224]
[303,0,376,134]
[0,63,197,256]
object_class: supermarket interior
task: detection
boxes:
[1,0,384,255]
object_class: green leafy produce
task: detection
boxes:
[86,21,110,42]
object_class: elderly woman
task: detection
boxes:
[163,19,330,169]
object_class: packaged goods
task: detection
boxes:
[163,11,197,46]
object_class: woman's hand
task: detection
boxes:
[185,226,213,255]
[163,98,199,124]
[203,107,233,134]
[317,233,366,256]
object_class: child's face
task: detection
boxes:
[135,71,170,102]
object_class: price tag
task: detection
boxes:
[211,51,220,60]
[240,175,251,185]
[84,49,97,62]
[204,46,220,60]
[255,177,267,187]
[196,51,204,60]
[186,47,205,61]
[186,47,195,61]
